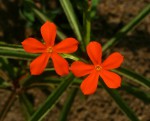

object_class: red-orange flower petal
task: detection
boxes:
[54,38,79,53]
[22,38,46,53]
[101,52,124,70]
[30,53,50,75]
[41,21,56,46]
[51,52,69,76]
[99,69,121,88]
[80,71,99,95]
[87,41,102,65]
[70,61,94,77]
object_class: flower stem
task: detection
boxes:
[83,0,92,46]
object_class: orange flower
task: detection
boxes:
[22,21,79,76]
[70,41,124,95]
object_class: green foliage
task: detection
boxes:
[0,1,150,121]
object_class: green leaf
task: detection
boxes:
[21,75,58,88]
[21,3,35,22]
[23,0,66,40]
[0,42,22,48]
[22,73,150,105]
[113,67,150,88]
[0,44,79,61]
[0,46,37,60]
[19,94,34,120]
[0,92,16,121]
[21,74,150,105]
[91,0,100,19]
[59,0,82,42]
[61,54,79,61]
[58,88,78,121]
[83,1,91,46]
[102,4,150,52]
[0,77,11,88]
[20,72,150,107]
[28,73,74,121]
[100,80,140,121]
[0,57,18,79]
[122,84,150,103]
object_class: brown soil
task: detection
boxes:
[0,0,150,121]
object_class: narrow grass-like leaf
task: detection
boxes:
[0,91,16,121]
[32,8,66,40]
[22,75,150,105]
[122,84,150,103]
[21,74,150,105]
[0,47,37,60]
[113,67,150,88]
[0,78,11,88]
[99,80,140,121]
[22,75,81,89]
[90,0,100,19]
[1,44,149,90]
[21,3,35,22]
[102,4,150,52]
[58,88,78,121]
[59,0,82,42]
[0,44,78,61]
[0,59,12,88]
[19,94,34,120]
[28,73,74,121]
[0,42,22,48]
[21,75,59,88]
[83,0,91,46]
[23,0,66,40]
[1,43,150,89]
[0,57,17,79]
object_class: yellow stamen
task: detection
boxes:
[95,65,102,71]
[47,47,53,53]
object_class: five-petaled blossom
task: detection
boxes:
[70,41,124,95]
[22,21,79,76]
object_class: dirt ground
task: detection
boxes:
[0,0,150,121]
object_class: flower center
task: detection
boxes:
[47,46,53,53]
[95,65,102,71]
